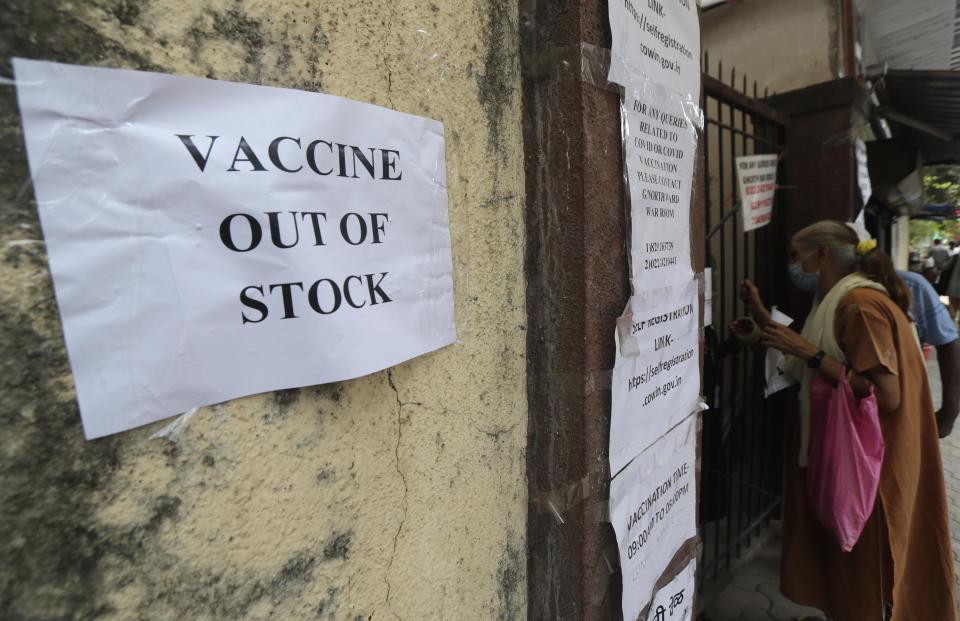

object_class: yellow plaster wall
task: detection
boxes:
[702,0,840,94]
[0,1,527,619]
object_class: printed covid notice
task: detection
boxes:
[648,560,696,621]
[607,0,701,101]
[736,154,779,232]
[622,84,699,289]
[14,59,456,438]
[610,414,698,621]
[610,279,700,475]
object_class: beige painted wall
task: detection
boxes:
[0,1,526,619]
[702,0,840,94]
[891,216,911,270]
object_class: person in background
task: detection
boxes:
[921,253,939,286]
[940,245,960,321]
[950,240,959,256]
[741,220,955,621]
[897,269,960,437]
[929,237,951,273]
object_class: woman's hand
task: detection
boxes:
[739,279,772,326]
[760,322,818,359]
[738,279,761,306]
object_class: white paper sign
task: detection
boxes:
[14,58,456,439]
[736,154,778,232]
[611,414,698,621]
[849,210,870,242]
[647,559,696,621]
[611,279,700,474]
[855,138,872,207]
[623,84,700,289]
[765,307,798,397]
[607,0,701,101]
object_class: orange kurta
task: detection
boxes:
[781,288,956,621]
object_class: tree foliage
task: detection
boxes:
[910,219,940,248]
[910,166,960,249]
[923,165,960,207]
[909,218,960,248]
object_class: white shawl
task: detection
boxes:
[784,273,887,467]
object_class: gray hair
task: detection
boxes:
[793,219,912,314]
[793,220,859,270]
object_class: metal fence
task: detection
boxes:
[699,54,791,586]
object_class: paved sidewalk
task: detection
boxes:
[925,350,960,608]
[702,528,823,621]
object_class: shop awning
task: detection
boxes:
[875,69,960,164]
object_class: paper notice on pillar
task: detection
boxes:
[736,154,778,232]
[611,279,700,475]
[647,559,696,621]
[607,0,700,101]
[611,414,698,621]
[13,58,456,439]
[622,83,700,289]
[855,138,872,207]
[850,209,870,242]
[765,307,798,398]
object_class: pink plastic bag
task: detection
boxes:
[807,370,885,552]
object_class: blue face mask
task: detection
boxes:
[788,259,820,292]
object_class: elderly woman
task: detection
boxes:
[740,220,955,621]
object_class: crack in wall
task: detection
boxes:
[383,370,421,619]
[380,6,397,109]
[3,1,528,617]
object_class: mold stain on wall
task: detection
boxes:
[1,1,527,619]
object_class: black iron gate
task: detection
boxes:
[699,56,791,587]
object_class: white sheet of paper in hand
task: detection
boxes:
[610,414,698,621]
[14,58,456,438]
[765,307,798,397]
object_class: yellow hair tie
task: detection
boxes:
[856,239,877,256]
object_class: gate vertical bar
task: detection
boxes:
[698,62,790,592]
[728,64,745,562]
